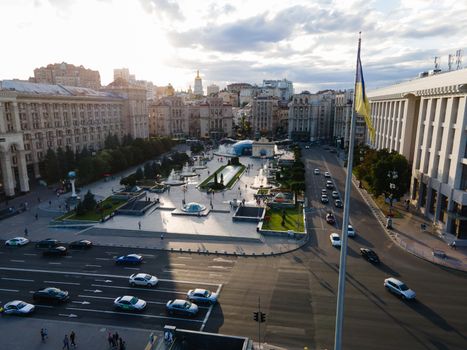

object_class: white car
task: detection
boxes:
[1,300,35,315]
[326,180,334,189]
[384,278,416,300]
[114,295,147,311]
[129,273,158,287]
[347,225,356,237]
[330,233,341,247]
[5,237,30,247]
[187,288,218,304]
[321,194,329,204]
[324,172,331,178]
[314,169,320,175]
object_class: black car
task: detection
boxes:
[360,248,380,264]
[33,287,69,302]
[68,239,93,249]
[43,246,67,257]
[35,239,60,249]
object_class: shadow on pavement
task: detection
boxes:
[375,262,401,277]
[203,304,224,333]
[353,234,374,248]
[346,246,360,258]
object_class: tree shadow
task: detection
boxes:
[352,234,374,248]
[346,245,360,258]
[374,261,401,277]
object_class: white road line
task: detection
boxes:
[208,266,232,269]
[176,257,192,260]
[171,263,186,267]
[200,283,223,331]
[77,294,174,306]
[65,306,204,322]
[208,273,224,278]
[0,288,19,292]
[123,267,140,270]
[95,258,111,261]
[0,267,220,286]
[48,262,62,265]
[1,277,34,282]
[85,264,102,268]
[23,253,37,256]
[10,259,25,263]
[90,284,186,295]
[212,258,235,263]
[44,281,80,286]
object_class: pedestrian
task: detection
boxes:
[35,213,38,220]
[160,232,164,240]
[49,200,52,207]
[70,331,76,347]
[450,241,457,250]
[40,328,47,342]
[114,332,119,345]
[138,221,141,230]
[119,338,123,350]
[107,332,113,348]
[63,334,70,350]
[24,227,28,236]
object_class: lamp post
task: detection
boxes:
[387,170,398,216]
[182,185,187,205]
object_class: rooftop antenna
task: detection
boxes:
[448,54,453,71]
[455,49,463,70]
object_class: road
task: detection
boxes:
[0,145,466,350]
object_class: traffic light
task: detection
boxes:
[260,312,266,323]
[253,312,259,322]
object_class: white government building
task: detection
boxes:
[368,68,467,240]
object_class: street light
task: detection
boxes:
[182,185,187,205]
[387,170,398,216]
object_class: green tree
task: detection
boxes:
[82,190,97,212]
[41,148,60,183]
[135,167,144,181]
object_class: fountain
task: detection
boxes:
[251,163,273,189]
[163,169,185,186]
[65,171,80,207]
[180,162,197,177]
[181,202,206,213]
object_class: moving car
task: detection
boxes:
[187,288,218,304]
[326,180,334,189]
[321,189,327,195]
[1,300,35,315]
[314,169,320,175]
[33,287,69,302]
[115,254,143,265]
[114,295,147,311]
[360,248,380,264]
[324,172,331,178]
[305,145,310,149]
[129,273,158,287]
[166,299,199,317]
[330,233,341,247]
[335,199,343,208]
[325,212,336,225]
[347,225,356,237]
[35,238,60,249]
[68,239,93,249]
[321,195,329,204]
[5,237,30,246]
[43,246,67,256]
[384,277,416,300]
[331,191,339,199]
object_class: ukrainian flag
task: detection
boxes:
[355,47,375,142]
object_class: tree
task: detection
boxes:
[82,190,97,212]
[135,167,144,181]
[41,148,60,183]
[144,162,153,179]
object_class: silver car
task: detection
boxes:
[384,277,416,300]
[166,299,199,317]
[2,300,35,315]
[187,288,218,304]
[113,295,147,311]
[129,273,158,287]
[5,237,30,246]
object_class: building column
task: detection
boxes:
[0,150,15,197]
[17,149,29,193]
[11,102,21,132]
[0,102,7,133]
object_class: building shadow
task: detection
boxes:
[353,234,374,248]
[374,261,401,277]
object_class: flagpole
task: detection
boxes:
[333,32,362,350]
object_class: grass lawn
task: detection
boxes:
[262,206,305,233]
[57,197,126,221]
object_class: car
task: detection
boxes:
[305,145,310,149]
[129,273,158,287]
[35,238,61,249]
[360,248,380,264]
[33,287,69,302]
[324,172,331,178]
[43,246,67,256]
[330,233,341,247]
[166,299,199,317]
[330,149,337,153]
[384,277,416,300]
[1,300,35,315]
[187,288,218,304]
[321,188,327,195]
[326,212,335,225]
[114,295,147,311]
[314,169,320,175]
[68,239,93,249]
[5,237,30,246]
[321,195,329,204]
[347,225,356,237]
[331,191,339,199]
[335,199,343,208]
[326,180,334,189]
[115,254,143,265]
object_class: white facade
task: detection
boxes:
[251,96,279,135]
[262,79,294,101]
[194,70,203,96]
[207,84,220,96]
[368,69,467,238]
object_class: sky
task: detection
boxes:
[1,0,466,93]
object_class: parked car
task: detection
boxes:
[324,172,331,178]
[5,237,30,247]
[326,180,334,189]
[360,248,380,264]
[1,300,35,315]
[166,299,199,317]
[331,191,339,199]
[321,189,327,195]
[325,212,336,225]
[314,169,320,175]
[35,238,60,249]
[33,287,69,302]
[321,195,329,204]
[330,233,341,247]
[114,295,147,311]
[335,199,343,208]
[68,239,93,249]
[129,273,158,287]
[187,288,218,304]
[347,225,356,237]
[43,246,67,256]
[115,254,143,265]
[384,277,416,300]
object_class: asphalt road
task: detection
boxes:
[0,145,466,350]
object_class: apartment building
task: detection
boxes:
[250,96,279,136]
[32,62,101,90]
[333,90,367,148]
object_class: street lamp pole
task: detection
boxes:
[387,170,398,216]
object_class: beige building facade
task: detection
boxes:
[32,62,101,90]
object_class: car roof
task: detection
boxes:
[330,233,340,238]
[134,273,150,278]
[193,288,207,294]
[386,277,403,285]
[6,300,23,306]
[172,299,187,306]
[127,254,141,258]
[120,295,135,302]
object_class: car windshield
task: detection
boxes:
[17,302,26,308]
[203,291,210,297]
[184,301,191,309]
[332,236,339,241]
[399,284,409,291]
[144,274,152,280]
[130,297,138,304]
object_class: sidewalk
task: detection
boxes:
[353,176,467,272]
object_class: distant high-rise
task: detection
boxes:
[194,70,204,96]
[32,62,101,89]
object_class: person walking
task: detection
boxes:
[24,227,28,237]
[70,331,76,348]
[40,328,48,342]
[138,221,141,230]
[63,334,70,350]
[107,332,113,348]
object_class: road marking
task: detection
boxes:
[1,277,34,282]
[0,267,220,286]
[200,283,222,331]
[10,260,25,263]
[72,300,90,305]
[141,254,156,258]
[95,279,113,283]
[83,289,102,293]
[208,273,224,278]
[65,306,204,322]
[78,294,175,306]
[95,258,111,261]
[171,263,186,267]
[105,251,118,254]
[0,288,19,292]
[208,266,232,269]
[123,267,140,270]
[59,313,78,318]
[85,264,102,268]
[23,253,37,256]
[176,257,192,260]
[48,262,62,265]
[90,284,186,295]
[44,281,80,286]
[212,258,235,263]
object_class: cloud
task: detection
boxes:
[138,0,184,21]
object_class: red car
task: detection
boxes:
[326,213,335,225]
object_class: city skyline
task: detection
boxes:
[1,0,466,92]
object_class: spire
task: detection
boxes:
[196,70,200,78]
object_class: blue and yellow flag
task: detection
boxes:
[355,46,375,142]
